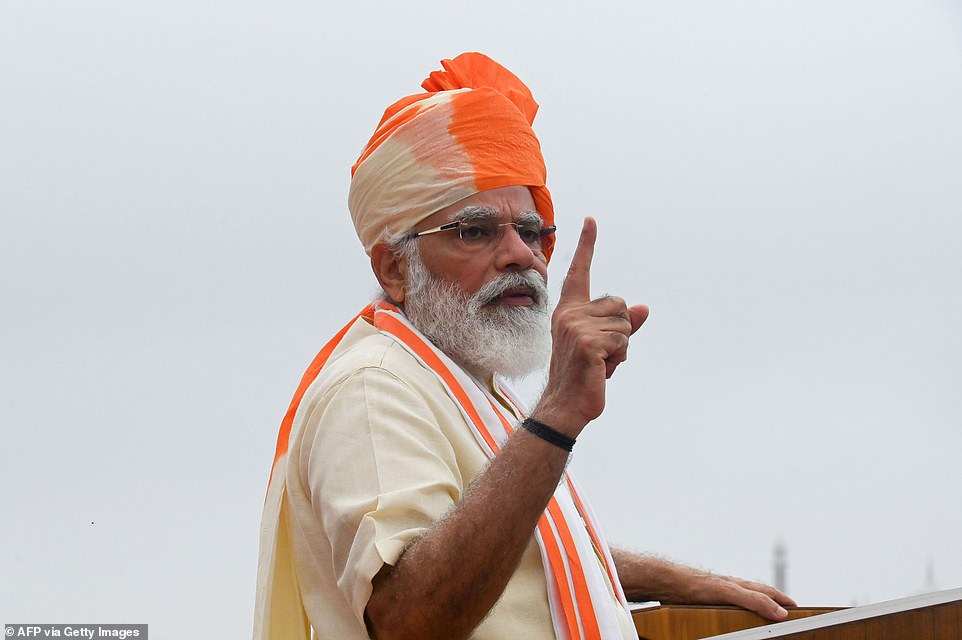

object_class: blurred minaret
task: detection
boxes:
[773,539,787,593]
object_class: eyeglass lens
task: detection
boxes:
[457,221,552,250]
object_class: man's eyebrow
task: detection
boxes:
[454,205,545,226]
[517,210,544,226]
[454,205,499,222]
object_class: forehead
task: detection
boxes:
[420,185,539,228]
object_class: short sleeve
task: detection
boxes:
[296,364,465,622]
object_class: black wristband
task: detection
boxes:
[521,417,576,452]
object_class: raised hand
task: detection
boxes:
[533,217,648,437]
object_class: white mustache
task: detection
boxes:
[471,271,549,308]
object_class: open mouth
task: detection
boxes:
[493,286,537,306]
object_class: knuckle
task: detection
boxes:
[592,295,629,318]
[607,295,627,309]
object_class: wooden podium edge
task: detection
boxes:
[631,604,839,640]
[705,586,962,639]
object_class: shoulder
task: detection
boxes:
[290,318,462,447]
[286,319,482,499]
[319,319,440,401]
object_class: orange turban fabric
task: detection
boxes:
[348,52,556,262]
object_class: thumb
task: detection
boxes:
[628,304,649,335]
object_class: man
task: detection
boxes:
[254,52,794,640]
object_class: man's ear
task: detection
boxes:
[370,242,408,304]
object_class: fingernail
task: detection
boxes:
[776,606,788,618]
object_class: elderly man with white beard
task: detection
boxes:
[254,53,794,640]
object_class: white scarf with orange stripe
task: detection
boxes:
[255,302,630,640]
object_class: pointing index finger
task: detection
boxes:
[559,216,596,303]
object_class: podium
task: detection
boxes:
[631,587,962,639]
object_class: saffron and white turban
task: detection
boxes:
[348,52,556,262]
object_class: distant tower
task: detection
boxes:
[773,539,787,593]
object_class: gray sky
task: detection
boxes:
[2,1,960,638]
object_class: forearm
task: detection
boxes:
[365,426,570,640]
[611,547,795,620]
[611,548,711,602]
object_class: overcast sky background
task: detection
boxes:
[2,1,961,638]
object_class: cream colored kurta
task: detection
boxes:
[283,317,635,639]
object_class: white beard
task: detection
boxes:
[401,248,551,381]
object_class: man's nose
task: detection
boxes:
[494,224,537,271]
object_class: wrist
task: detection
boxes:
[529,392,589,438]
[521,417,576,452]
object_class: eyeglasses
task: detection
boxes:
[410,219,556,252]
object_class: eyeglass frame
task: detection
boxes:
[408,207,556,252]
